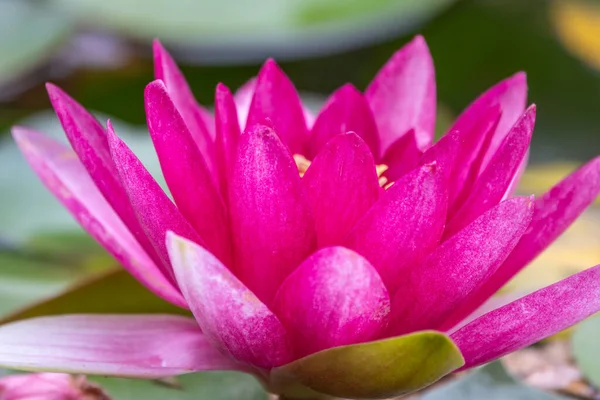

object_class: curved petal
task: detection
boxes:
[215,83,241,199]
[365,35,436,152]
[246,60,308,154]
[0,315,241,377]
[272,247,390,357]
[346,163,447,294]
[168,233,293,369]
[12,127,185,308]
[228,124,316,304]
[307,84,380,159]
[389,197,534,336]
[234,77,257,129]
[452,265,600,370]
[107,122,204,282]
[379,130,422,183]
[145,81,231,266]
[303,133,380,247]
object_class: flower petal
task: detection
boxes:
[452,265,600,370]
[215,83,242,199]
[445,106,535,238]
[365,35,436,152]
[107,122,203,282]
[12,127,185,308]
[303,132,380,247]
[346,163,447,294]
[388,197,534,336]
[379,129,423,183]
[228,124,316,304]
[234,77,257,129]
[145,81,231,266]
[272,247,390,357]
[168,233,293,369]
[0,315,240,377]
[307,84,380,159]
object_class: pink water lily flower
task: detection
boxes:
[2,35,600,399]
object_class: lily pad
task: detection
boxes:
[572,314,600,387]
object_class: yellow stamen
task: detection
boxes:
[293,154,312,177]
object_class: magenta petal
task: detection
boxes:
[145,81,232,266]
[418,129,462,184]
[445,106,536,238]
[228,124,316,304]
[380,130,423,183]
[365,35,436,152]
[12,127,185,308]
[168,233,293,369]
[346,163,447,294]
[107,122,204,281]
[452,265,600,370]
[272,247,390,357]
[388,197,534,336]
[303,133,380,247]
[0,315,241,377]
[214,83,242,198]
[307,84,380,159]
[152,40,217,178]
[246,60,308,154]
[234,77,257,129]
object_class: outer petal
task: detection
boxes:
[452,265,600,370]
[388,197,534,336]
[303,133,380,247]
[0,315,240,377]
[246,60,308,154]
[307,84,380,159]
[441,156,600,330]
[445,106,535,238]
[168,233,293,369]
[215,83,242,199]
[345,163,447,294]
[107,122,204,281]
[228,124,316,304]
[153,40,217,178]
[379,130,422,184]
[145,81,231,265]
[12,127,185,308]
[234,77,257,130]
[365,35,436,152]
[418,129,462,184]
[272,247,390,358]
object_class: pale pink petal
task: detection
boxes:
[228,124,316,304]
[214,83,241,199]
[107,122,204,281]
[145,81,232,266]
[445,106,535,238]
[168,233,293,369]
[345,163,447,294]
[379,130,422,183]
[272,247,390,358]
[452,265,600,370]
[246,60,309,154]
[233,77,257,129]
[365,35,436,152]
[307,84,380,159]
[12,127,185,308]
[303,132,380,247]
[388,197,534,336]
[0,315,241,377]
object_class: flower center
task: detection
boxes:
[293,154,390,187]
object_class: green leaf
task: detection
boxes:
[572,314,600,387]
[270,331,464,399]
[422,361,568,400]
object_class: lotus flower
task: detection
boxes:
[1,35,599,399]
[0,373,109,399]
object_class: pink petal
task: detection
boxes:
[442,156,600,330]
[388,197,534,336]
[152,40,217,179]
[246,60,309,154]
[145,81,232,266]
[307,84,380,159]
[12,127,185,308]
[234,77,257,129]
[214,83,242,199]
[228,124,316,304]
[445,106,535,238]
[345,163,447,294]
[0,315,241,377]
[418,129,462,184]
[303,132,380,247]
[379,130,423,184]
[452,265,600,370]
[272,247,390,358]
[167,233,292,369]
[365,35,436,152]
[46,84,163,269]
[107,122,204,282]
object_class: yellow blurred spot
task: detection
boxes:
[293,154,311,178]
